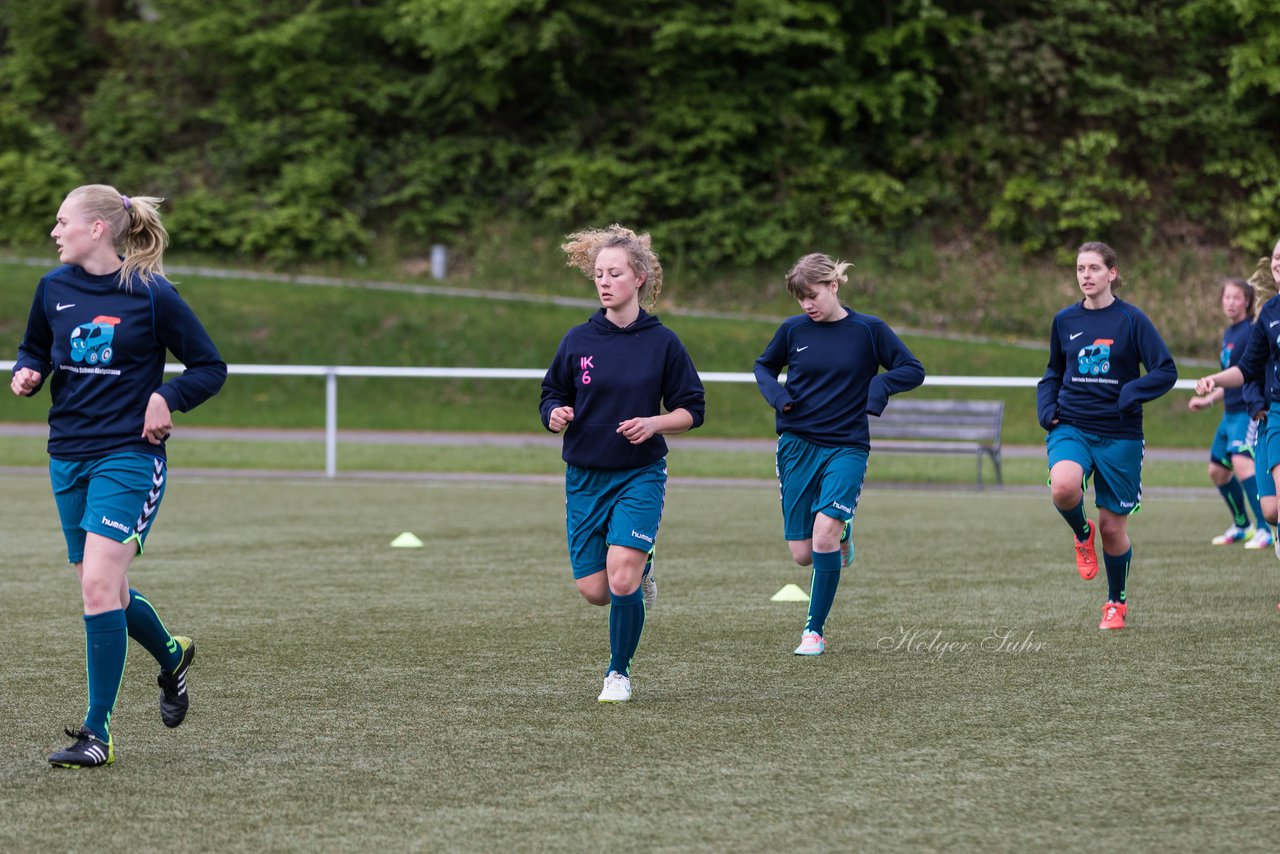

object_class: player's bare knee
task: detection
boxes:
[1097,517,1127,549]
[1050,483,1082,508]
[575,572,610,606]
[80,581,120,614]
[788,546,813,566]
[607,579,641,598]
[810,532,841,555]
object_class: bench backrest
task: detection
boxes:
[870,399,1004,445]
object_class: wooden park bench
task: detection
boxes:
[869,399,1005,488]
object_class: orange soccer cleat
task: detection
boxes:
[1074,523,1099,580]
[1099,601,1127,630]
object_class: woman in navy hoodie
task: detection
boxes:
[11,184,226,767]
[540,224,705,704]
[1038,241,1177,631]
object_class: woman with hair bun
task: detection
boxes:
[11,184,226,767]
[539,224,705,703]
[754,252,924,656]
[1038,241,1177,631]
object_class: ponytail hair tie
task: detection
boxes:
[121,195,132,210]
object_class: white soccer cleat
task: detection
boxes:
[597,670,632,703]
[1211,525,1249,545]
[794,630,825,656]
[1244,528,1274,550]
[640,549,656,610]
[839,519,854,568]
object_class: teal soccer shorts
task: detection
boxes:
[564,459,667,579]
[1045,423,1143,516]
[1210,410,1253,468]
[1255,404,1280,499]
[1255,418,1274,498]
[50,452,167,564]
[775,432,868,541]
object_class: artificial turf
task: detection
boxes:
[1,473,1277,852]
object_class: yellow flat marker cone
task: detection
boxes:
[390,532,424,548]
[771,583,809,602]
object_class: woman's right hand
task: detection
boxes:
[548,406,575,433]
[10,367,41,396]
[1195,376,1217,395]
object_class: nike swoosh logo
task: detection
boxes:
[1069,332,1083,340]
[1270,320,1280,328]
[797,346,809,352]
[56,303,76,311]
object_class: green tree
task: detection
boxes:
[2,0,1280,272]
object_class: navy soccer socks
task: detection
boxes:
[805,549,842,636]
[1056,499,1091,542]
[1242,475,1267,534]
[1217,479,1250,529]
[607,588,645,677]
[83,609,128,741]
[1103,547,1132,605]
[125,588,182,671]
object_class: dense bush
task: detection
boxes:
[2,0,1278,270]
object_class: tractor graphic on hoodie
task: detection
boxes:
[70,316,121,365]
[1077,338,1113,377]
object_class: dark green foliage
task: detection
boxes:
[958,0,1280,253]
[1,1,1279,269]
[0,106,83,244]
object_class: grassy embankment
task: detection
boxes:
[0,247,1226,485]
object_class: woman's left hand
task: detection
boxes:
[142,393,173,444]
[617,417,657,445]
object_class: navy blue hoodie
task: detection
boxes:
[13,264,227,460]
[1234,295,1280,404]
[540,309,705,470]
[754,309,925,449]
[1037,298,1177,439]
[1220,317,1265,415]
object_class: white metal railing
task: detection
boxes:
[0,361,1202,477]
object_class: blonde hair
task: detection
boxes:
[784,253,853,300]
[66,184,169,288]
[561,224,663,310]
[1248,254,1278,320]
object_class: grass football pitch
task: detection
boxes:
[1,472,1278,852]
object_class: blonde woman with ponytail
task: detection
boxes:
[1249,252,1280,316]
[1199,240,1280,589]
[10,184,227,767]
